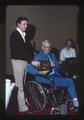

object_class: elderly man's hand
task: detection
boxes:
[31,61,40,67]
[39,70,49,75]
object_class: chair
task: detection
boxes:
[23,70,73,115]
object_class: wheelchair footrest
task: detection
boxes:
[50,107,60,115]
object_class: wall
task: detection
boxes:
[6,5,79,75]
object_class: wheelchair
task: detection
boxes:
[23,68,74,115]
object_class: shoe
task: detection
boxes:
[71,107,79,113]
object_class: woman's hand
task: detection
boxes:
[59,61,64,64]
[31,61,40,67]
[39,70,49,75]
[58,61,65,64]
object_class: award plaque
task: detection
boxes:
[38,60,52,71]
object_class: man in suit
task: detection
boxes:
[10,16,34,113]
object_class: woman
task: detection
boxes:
[60,39,76,62]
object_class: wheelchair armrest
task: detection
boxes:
[60,71,70,77]
[26,72,35,81]
[40,83,52,89]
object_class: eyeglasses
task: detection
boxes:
[43,46,51,48]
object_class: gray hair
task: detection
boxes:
[42,40,51,47]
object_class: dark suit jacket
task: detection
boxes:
[10,30,34,63]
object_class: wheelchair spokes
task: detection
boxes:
[24,81,46,112]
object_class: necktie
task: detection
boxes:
[47,54,55,75]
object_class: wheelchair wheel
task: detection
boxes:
[24,81,46,112]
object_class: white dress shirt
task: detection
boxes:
[16,27,26,43]
[60,47,76,61]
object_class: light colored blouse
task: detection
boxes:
[60,47,76,61]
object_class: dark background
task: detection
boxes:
[0,0,84,117]
[6,5,79,75]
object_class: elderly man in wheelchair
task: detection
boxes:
[23,40,79,115]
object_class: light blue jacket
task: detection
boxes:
[26,51,61,77]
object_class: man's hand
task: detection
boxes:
[50,61,55,67]
[39,70,49,75]
[31,61,40,67]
